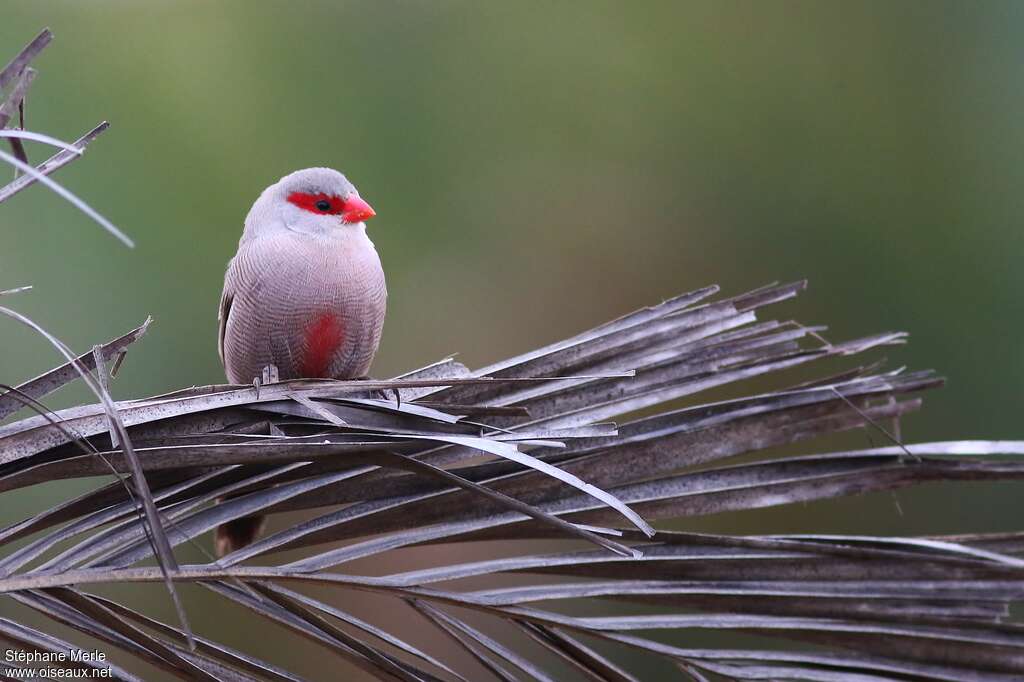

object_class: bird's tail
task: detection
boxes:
[214,515,266,558]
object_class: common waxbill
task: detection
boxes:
[215,167,386,556]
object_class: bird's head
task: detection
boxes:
[243,167,376,241]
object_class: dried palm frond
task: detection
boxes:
[4,27,1024,682]
[3,280,1024,681]
[0,29,125,245]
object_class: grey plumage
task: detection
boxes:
[216,167,386,554]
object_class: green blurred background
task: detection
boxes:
[2,1,1023,679]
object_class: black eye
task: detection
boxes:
[315,199,331,212]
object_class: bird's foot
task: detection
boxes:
[252,364,280,400]
[355,375,401,408]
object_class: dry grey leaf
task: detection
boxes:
[2,279,1024,681]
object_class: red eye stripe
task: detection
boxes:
[287,192,346,215]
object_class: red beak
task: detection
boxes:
[342,196,376,223]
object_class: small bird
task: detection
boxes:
[215,167,386,556]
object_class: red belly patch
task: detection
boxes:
[300,313,346,377]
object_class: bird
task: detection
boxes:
[215,167,386,556]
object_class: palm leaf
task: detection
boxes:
[3,280,1024,680]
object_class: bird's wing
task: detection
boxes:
[217,260,235,370]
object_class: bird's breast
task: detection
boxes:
[224,231,386,382]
